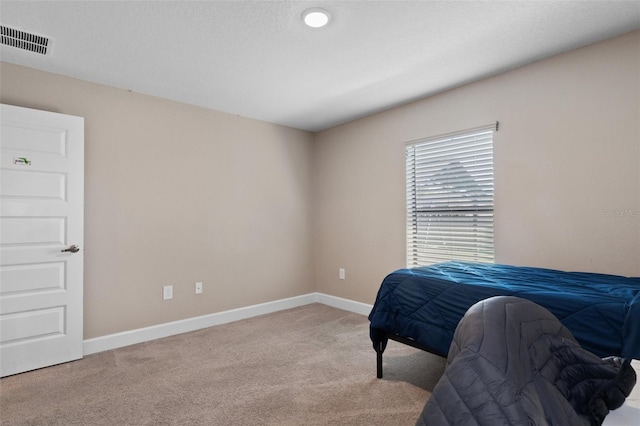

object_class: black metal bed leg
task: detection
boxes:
[376,341,384,379]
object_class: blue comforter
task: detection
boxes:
[369,262,640,359]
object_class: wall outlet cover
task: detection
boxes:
[163,285,173,300]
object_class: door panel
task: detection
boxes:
[1,217,66,245]
[1,169,67,199]
[1,262,66,294]
[0,104,84,377]
[0,307,65,344]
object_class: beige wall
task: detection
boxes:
[0,63,315,339]
[2,30,639,339]
[314,30,640,305]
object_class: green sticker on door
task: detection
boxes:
[13,157,31,165]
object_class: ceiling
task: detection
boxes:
[1,1,639,132]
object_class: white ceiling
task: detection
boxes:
[1,1,639,132]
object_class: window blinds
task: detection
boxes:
[406,123,496,267]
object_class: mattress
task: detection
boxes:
[368,261,640,359]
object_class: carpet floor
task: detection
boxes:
[0,303,446,425]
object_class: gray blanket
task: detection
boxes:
[417,296,636,426]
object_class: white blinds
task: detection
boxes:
[406,123,496,267]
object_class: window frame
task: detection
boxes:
[405,122,498,268]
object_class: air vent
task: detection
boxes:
[1,25,50,55]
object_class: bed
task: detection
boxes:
[368,261,640,378]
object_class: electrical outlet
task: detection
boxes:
[339,268,346,280]
[163,285,173,300]
[195,281,203,294]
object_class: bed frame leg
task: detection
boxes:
[376,341,383,379]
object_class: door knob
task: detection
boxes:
[61,244,80,253]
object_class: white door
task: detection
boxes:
[0,104,84,377]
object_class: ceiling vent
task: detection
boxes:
[1,25,50,55]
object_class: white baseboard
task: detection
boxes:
[316,293,374,316]
[83,292,373,356]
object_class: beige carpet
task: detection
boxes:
[0,303,446,425]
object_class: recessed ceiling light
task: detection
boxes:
[302,8,330,28]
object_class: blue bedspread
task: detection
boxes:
[368,262,640,359]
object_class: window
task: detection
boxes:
[406,123,497,267]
